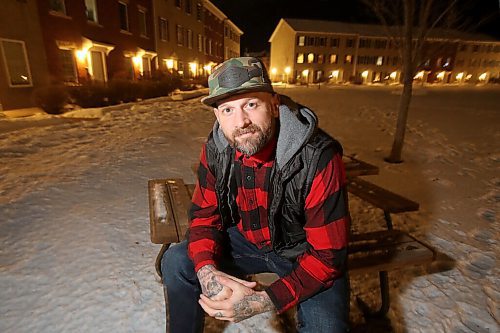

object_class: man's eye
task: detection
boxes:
[246,102,257,109]
[221,108,232,114]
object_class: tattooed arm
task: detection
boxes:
[197,265,257,301]
[198,275,275,322]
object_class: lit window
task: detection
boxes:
[307,53,315,63]
[159,18,168,41]
[118,2,129,31]
[176,25,184,46]
[344,54,352,64]
[59,49,77,83]
[142,57,151,77]
[187,29,193,49]
[198,34,203,52]
[330,54,337,64]
[298,36,305,46]
[138,8,147,36]
[49,0,66,14]
[376,56,383,66]
[0,39,32,87]
[85,0,98,22]
[296,53,304,64]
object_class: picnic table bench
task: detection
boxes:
[148,157,435,319]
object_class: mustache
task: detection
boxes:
[233,124,261,137]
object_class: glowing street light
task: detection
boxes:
[284,66,291,84]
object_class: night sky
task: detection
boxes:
[210,0,500,52]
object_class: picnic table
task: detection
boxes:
[148,155,435,320]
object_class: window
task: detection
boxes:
[59,49,77,82]
[346,39,354,48]
[296,53,304,64]
[138,9,147,36]
[159,18,169,41]
[208,39,212,55]
[187,29,193,49]
[374,39,387,49]
[175,0,181,9]
[0,39,32,87]
[118,2,129,31]
[344,54,352,64]
[185,0,191,14]
[317,54,324,64]
[376,56,383,66]
[142,57,151,77]
[472,45,479,52]
[198,34,202,52]
[330,38,339,47]
[85,0,98,22]
[359,38,372,48]
[176,25,183,45]
[329,54,338,64]
[297,36,305,46]
[459,44,467,52]
[196,3,202,20]
[49,0,66,14]
[307,53,315,63]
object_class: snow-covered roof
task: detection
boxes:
[278,18,499,43]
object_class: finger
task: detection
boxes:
[226,276,258,288]
[200,294,232,310]
[217,275,248,291]
[198,299,233,321]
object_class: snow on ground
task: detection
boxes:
[0,85,498,332]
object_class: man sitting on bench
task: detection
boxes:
[161,57,350,333]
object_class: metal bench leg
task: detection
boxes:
[155,243,171,278]
[356,270,390,318]
[383,211,393,230]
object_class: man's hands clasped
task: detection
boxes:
[196,265,275,322]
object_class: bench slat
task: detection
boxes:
[348,178,419,213]
[348,230,435,274]
[148,178,192,244]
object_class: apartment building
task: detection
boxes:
[0,0,241,110]
[36,0,156,84]
[0,0,50,110]
[269,18,500,85]
[153,0,204,77]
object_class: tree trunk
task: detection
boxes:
[385,0,414,163]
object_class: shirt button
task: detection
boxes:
[252,223,258,228]
[246,175,252,181]
[249,199,254,205]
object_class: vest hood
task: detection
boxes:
[211,94,318,170]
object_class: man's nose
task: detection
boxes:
[234,109,250,128]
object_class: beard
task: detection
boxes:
[231,120,275,156]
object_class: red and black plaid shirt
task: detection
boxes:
[188,138,350,313]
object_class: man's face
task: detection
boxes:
[213,92,280,156]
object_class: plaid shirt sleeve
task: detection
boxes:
[266,148,350,313]
[187,143,224,272]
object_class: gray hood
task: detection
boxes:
[211,94,318,170]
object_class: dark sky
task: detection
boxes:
[210,0,500,52]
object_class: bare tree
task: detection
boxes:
[363,0,459,163]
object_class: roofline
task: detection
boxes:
[225,19,243,35]
[203,0,227,21]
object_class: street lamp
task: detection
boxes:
[270,67,277,82]
[284,66,291,86]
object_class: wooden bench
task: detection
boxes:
[148,178,435,318]
[348,177,419,230]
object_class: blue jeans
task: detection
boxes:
[161,227,349,333]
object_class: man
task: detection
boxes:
[162,57,350,333]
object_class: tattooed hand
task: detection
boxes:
[198,275,275,323]
[196,265,257,301]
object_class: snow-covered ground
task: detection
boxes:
[0,85,498,333]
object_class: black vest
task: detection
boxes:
[205,128,343,261]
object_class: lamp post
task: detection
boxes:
[284,66,291,88]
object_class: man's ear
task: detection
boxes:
[213,108,220,122]
[272,94,280,117]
